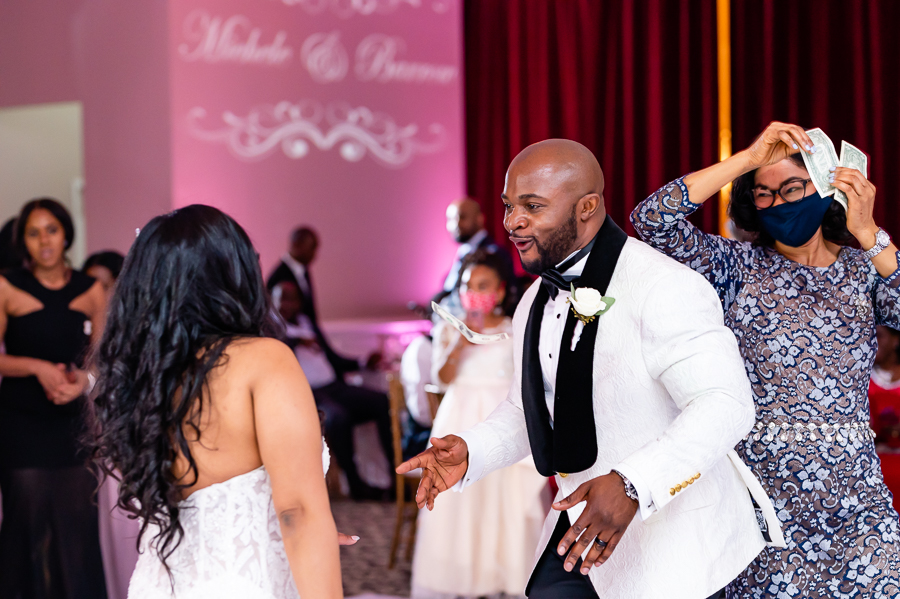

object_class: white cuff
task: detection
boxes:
[451,429,485,492]
[613,463,657,521]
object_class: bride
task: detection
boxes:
[88,205,344,598]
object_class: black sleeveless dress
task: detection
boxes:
[0,268,107,598]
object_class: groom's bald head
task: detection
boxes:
[502,139,606,274]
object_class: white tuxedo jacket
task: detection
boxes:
[456,237,783,599]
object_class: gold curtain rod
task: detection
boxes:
[716,0,732,237]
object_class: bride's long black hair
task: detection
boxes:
[87,204,278,572]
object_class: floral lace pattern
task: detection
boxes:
[632,179,900,598]
[129,445,330,598]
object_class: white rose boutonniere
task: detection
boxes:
[568,283,615,325]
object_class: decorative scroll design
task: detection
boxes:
[274,0,449,17]
[187,101,446,168]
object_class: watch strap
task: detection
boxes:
[862,228,891,261]
[612,469,639,503]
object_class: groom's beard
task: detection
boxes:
[521,208,579,275]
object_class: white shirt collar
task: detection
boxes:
[282,252,307,278]
[457,229,489,256]
[556,246,591,278]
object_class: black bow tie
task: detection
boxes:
[540,239,596,300]
[540,269,570,300]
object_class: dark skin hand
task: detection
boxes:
[396,435,469,510]
[552,474,638,574]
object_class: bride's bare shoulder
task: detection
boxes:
[227,336,295,361]
[224,337,300,377]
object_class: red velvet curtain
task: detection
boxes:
[465,0,900,252]
[463,0,720,259]
[732,0,900,238]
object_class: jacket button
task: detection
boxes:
[669,488,676,496]
[559,473,568,478]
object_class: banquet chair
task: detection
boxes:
[423,383,445,421]
[387,373,421,568]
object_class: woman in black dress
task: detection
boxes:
[0,198,108,598]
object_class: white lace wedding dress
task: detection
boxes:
[128,445,330,599]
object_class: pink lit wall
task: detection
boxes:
[0,0,465,320]
[169,0,464,318]
[0,0,173,255]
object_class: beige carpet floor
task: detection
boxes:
[333,499,413,598]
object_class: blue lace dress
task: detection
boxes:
[631,178,900,598]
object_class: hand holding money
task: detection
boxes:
[833,141,868,210]
[831,166,878,246]
[798,128,881,247]
[799,129,868,211]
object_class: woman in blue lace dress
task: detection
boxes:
[631,122,900,598]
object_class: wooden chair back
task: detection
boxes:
[423,383,445,421]
[387,374,406,470]
[386,372,421,568]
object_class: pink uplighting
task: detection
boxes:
[0,0,465,320]
[170,0,465,318]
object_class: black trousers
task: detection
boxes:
[313,381,394,496]
[527,512,727,599]
[0,466,107,599]
[527,512,599,598]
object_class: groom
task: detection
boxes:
[398,140,783,599]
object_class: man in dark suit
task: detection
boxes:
[267,227,359,375]
[432,198,517,315]
[272,280,393,500]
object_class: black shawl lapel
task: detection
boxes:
[522,283,555,476]
[521,216,628,477]
[552,216,627,474]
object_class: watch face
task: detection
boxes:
[877,229,891,246]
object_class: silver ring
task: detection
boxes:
[594,538,607,550]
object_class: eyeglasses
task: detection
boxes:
[751,178,812,209]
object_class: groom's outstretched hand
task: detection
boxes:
[396,435,469,510]
[552,473,639,575]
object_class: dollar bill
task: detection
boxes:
[801,128,840,200]
[834,141,868,211]
[431,301,510,345]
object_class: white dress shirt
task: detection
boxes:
[285,318,336,390]
[537,252,587,425]
[400,334,434,426]
[443,229,489,291]
[281,253,311,297]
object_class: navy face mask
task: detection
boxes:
[756,191,833,248]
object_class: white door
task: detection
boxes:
[0,102,86,266]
